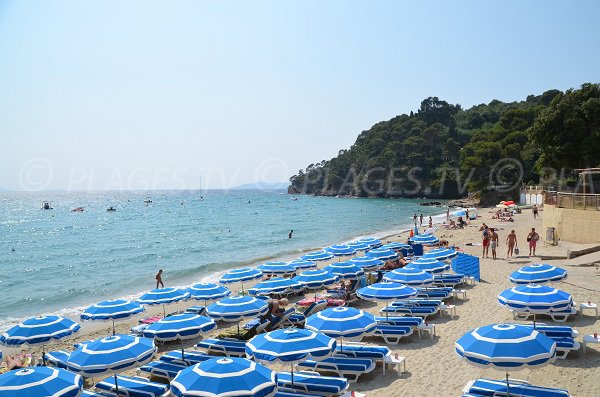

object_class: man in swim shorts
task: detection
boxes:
[490,229,499,260]
[482,225,490,258]
[527,227,539,256]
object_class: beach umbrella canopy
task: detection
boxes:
[170,357,276,397]
[383,267,434,286]
[246,328,335,364]
[138,288,189,306]
[187,283,231,303]
[0,316,80,348]
[248,278,302,296]
[423,247,458,260]
[323,262,364,280]
[143,313,216,342]
[456,323,556,393]
[454,210,467,216]
[0,366,83,397]
[65,334,156,377]
[346,241,371,251]
[350,256,384,271]
[206,296,269,322]
[324,244,357,257]
[292,269,339,290]
[257,261,296,276]
[305,307,376,340]
[410,233,440,246]
[301,251,334,262]
[497,284,573,314]
[509,264,568,285]
[365,248,398,260]
[356,282,418,302]
[405,257,450,274]
[81,299,144,335]
[220,267,263,285]
[289,259,318,271]
[356,237,382,248]
[380,242,411,251]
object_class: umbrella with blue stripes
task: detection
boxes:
[206,295,268,334]
[289,259,318,271]
[324,244,357,258]
[0,366,83,397]
[346,241,371,251]
[381,242,411,251]
[356,237,382,248]
[81,299,144,335]
[323,262,364,280]
[509,264,568,285]
[300,250,334,262]
[246,328,335,386]
[220,267,263,292]
[65,334,156,394]
[170,357,276,397]
[422,247,458,260]
[257,262,296,277]
[138,287,190,317]
[456,323,556,394]
[187,283,231,307]
[498,284,573,314]
[405,257,449,273]
[248,277,302,297]
[143,313,216,342]
[292,269,339,291]
[365,248,398,260]
[350,256,384,271]
[357,282,418,320]
[0,315,80,365]
[383,267,434,286]
[305,307,376,351]
[410,233,440,246]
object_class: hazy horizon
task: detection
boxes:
[2,1,599,191]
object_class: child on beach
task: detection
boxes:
[506,230,517,258]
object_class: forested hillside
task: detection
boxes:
[288,83,600,203]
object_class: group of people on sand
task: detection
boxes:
[481,223,540,259]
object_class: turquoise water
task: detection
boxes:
[0,190,446,327]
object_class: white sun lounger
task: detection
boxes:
[296,357,375,382]
[95,375,169,397]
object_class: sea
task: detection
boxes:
[0,190,447,329]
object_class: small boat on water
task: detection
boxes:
[71,207,85,212]
[107,206,117,212]
[41,201,53,210]
[144,197,152,205]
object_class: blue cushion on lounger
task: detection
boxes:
[96,375,169,397]
[467,378,571,397]
[138,360,188,380]
[276,371,349,396]
[196,338,246,355]
[160,350,214,365]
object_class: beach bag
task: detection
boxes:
[514,246,520,255]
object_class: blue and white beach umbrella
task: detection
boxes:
[292,269,339,290]
[381,242,411,251]
[346,241,371,251]
[66,334,156,377]
[206,296,269,323]
[170,357,276,397]
[405,257,450,273]
[187,283,231,305]
[509,264,568,285]
[365,248,398,260]
[498,284,573,314]
[289,259,318,271]
[257,262,296,277]
[81,299,144,335]
[143,313,216,342]
[423,247,458,260]
[300,250,334,262]
[248,278,302,296]
[138,287,190,316]
[0,366,83,397]
[246,328,335,364]
[350,256,384,271]
[324,244,357,257]
[456,323,556,391]
[356,237,382,248]
[410,233,440,246]
[324,262,364,280]
[220,268,263,292]
[383,267,434,286]
[305,307,376,341]
[356,282,418,302]
[0,316,80,348]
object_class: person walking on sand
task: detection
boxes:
[413,213,417,225]
[532,205,539,219]
[155,269,164,289]
[481,225,490,258]
[490,229,499,260]
[419,213,423,226]
[527,227,540,256]
[506,230,517,258]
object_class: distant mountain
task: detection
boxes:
[231,182,289,190]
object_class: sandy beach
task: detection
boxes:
[4,205,600,397]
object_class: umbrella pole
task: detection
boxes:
[42,346,46,366]
[112,319,116,336]
[340,338,343,353]
[237,323,241,338]
[181,339,186,364]
[291,363,294,386]
[114,373,119,395]
[506,372,511,397]
[241,281,245,294]
[163,304,166,317]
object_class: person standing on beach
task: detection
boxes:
[428,216,433,228]
[532,205,539,219]
[481,225,490,258]
[490,229,499,260]
[446,208,450,221]
[527,227,539,256]
[506,230,517,258]
[413,213,417,225]
[288,230,293,239]
[155,269,164,289]
[419,213,423,226]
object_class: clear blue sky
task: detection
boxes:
[1,1,599,190]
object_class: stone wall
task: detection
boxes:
[543,204,600,244]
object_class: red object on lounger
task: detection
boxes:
[140,316,162,324]
[296,298,345,307]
